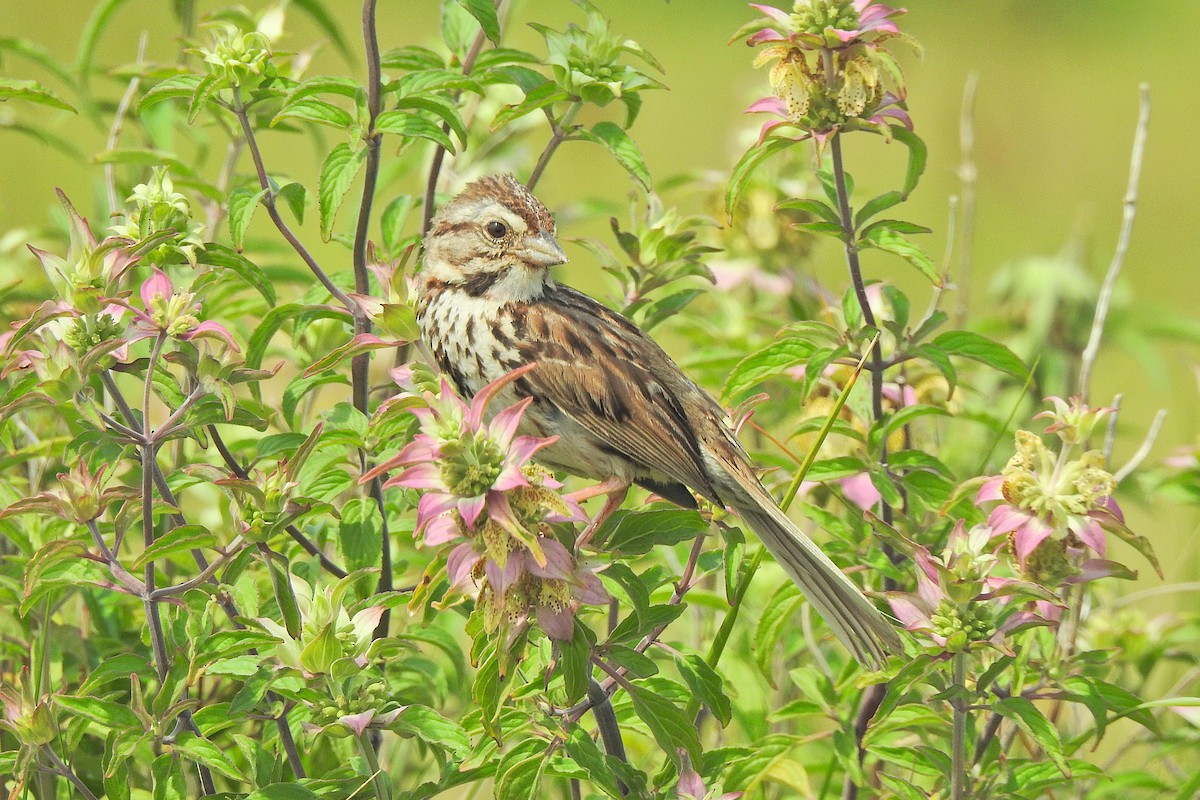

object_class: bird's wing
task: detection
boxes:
[512,285,726,501]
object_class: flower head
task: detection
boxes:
[110,168,206,267]
[257,575,384,677]
[126,269,238,350]
[743,1,914,148]
[887,522,1056,653]
[976,429,1122,582]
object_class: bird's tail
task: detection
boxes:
[732,495,902,669]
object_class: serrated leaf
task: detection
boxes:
[186,73,219,124]
[593,507,707,555]
[392,95,468,146]
[675,654,731,725]
[932,330,1029,381]
[246,303,351,371]
[723,337,817,401]
[133,525,216,570]
[495,744,548,800]
[392,705,472,759]
[338,497,381,573]
[302,333,403,377]
[272,98,354,129]
[859,226,941,285]
[776,197,841,225]
[753,582,804,687]
[0,78,75,111]
[563,727,624,799]
[374,112,455,152]
[727,137,792,222]
[628,682,701,766]
[199,243,276,306]
[994,697,1069,776]
[56,695,142,730]
[277,182,307,225]
[227,187,267,251]
[854,190,904,229]
[583,122,651,190]
[455,0,502,44]
[171,732,241,780]
[139,74,202,110]
[891,125,927,197]
[318,143,367,241]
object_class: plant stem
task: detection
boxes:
[357,731,389,800]
[527,101,582,192]
[231,90,354,313]
[951,652,969,800]
[1077,84,1150,401]
[355,0,394,641]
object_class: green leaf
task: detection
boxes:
[607,603,685,646]
[392,95,468,147]
[0,38,77,86]
[277,182,307,225]
[303,333,403,377]
[392,705,472,759]
[994,697,1069,776]
[495,742,548,800]
[318,143,367,241]
[133,525,216,570]
[1103,515,1163,578]
[272,98,354,129]
[776,197,841,225]
[932,330,1029,381]
[558,620,592,703]
[227,187,268,252]
[628,682,701,766]
[187,73,219,124]
[56,695,142,730]
[675,654,731,725]
[76,0,128,87]
[722,734,806,794]
[582,122,651,190]
[891,125,927,197]
[723,337,817,402]
[374,112,456,152]
[338,497,382,573]
[726,137,793,222]
[151,753,185,800]
[454,0,502,44]
[198,243,276,306]
[594,507,707,555]
[491,81,567,129]
[245,785,321,800]
[874,404,950,448]
[246,303,352,371]
[563,727,624,799]
[854,190,904,229]
[171,732,242,780]
[0,78,75,111]
[859,225,941,285]
[139,75,202,111]
[753,582,804,687]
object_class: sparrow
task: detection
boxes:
[416,174,901,667]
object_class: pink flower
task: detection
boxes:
[746,1,905,50]
[126,269,239,350]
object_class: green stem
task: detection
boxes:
[526,100,582,191]
[357,732,389,800]
[951,651,969,800]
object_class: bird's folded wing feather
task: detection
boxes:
[513,286,724,500]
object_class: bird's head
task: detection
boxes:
[422,174,567,300]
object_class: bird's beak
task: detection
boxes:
[519,231,568,268]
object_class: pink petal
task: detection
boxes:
[526,538,574,581]
[747,96,787,115]
[1013,518,1054,564]
[467,363,538,429]
[746,28,787,45]
[393,463,446,491]
[493,466,531,493]
[140,269,173,307]
[415,492,458,531]
[485,553,525,596]
[488,397,534,447]
[1071,516,1107,557]
[887,595,930,630]
[447,543,480,590]
[506,434,557,467]
[574,571,609,605]
[840,472,881,511]
[423,514,462,546]
[976,476,1005,503]
[987,505,1034,536]
[748,3,791,26]
[182,320,240,351]
[338,710,375,736]
[916,568,943,609]
[457,494,487,528]
[535,604,574,640]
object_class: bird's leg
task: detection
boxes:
[570,477,631,553]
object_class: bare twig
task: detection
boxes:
[230,92,355,313]
[422,2,499,233]
[105,32,149,215]
[1078,84,1151,400]
[1113,408,1167,482]
[39,746,100,800]
[954,72,979,328]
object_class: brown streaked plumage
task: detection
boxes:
[418,174,902,668]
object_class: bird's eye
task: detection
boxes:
[485,220,508,239]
